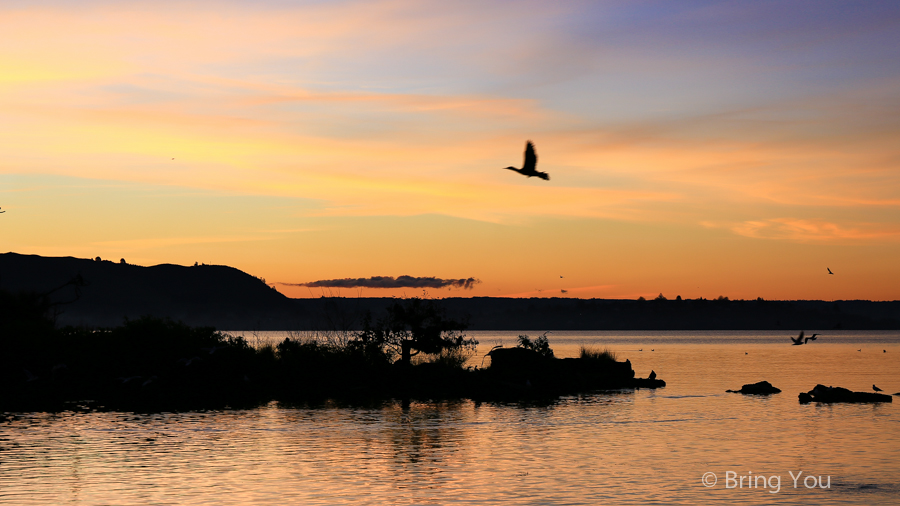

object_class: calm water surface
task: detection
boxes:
[2,331,899,505]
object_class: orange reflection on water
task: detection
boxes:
[1,333,898,505]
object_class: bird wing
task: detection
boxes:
[827,268,833,274]
[524,141,537,171]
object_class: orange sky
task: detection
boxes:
[1,1,899,300]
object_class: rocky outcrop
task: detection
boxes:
[632,377,666,388]
[727,380,781,395]
[798,384,892,404]
[479,347,663,399]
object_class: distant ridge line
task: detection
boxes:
[1,252,898,330]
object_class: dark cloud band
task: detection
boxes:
[280,275,481,290]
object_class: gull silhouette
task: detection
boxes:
[790,331,805,345]
[790,331,818,345]
[503,141,549,180]
[827,267,834,275]
[873,384,883,392]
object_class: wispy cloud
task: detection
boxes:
[704,218,900,243]
[280,275,481,290]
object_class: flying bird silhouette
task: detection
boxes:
[873,385,883,392]
[805,333,819,343]
[503,141,549,180]
[827,267,834,275]
[0,207,5,213]
[790,331,806,345]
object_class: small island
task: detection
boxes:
[2,291,663,411]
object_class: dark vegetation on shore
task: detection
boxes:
[2,253,899,330]
[1,289,661,411]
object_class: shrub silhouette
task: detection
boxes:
[351,297,476,367]
[516,332,554,358]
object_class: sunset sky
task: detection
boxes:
[2,1,899,300]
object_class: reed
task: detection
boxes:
[416,347,476,369]
[579,345,617,362]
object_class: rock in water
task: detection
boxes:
[798,384,893,404]
[726,380,781,395]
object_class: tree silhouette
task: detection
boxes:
[352,297,476,366]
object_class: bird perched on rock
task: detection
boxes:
[503,141,549,180]
[873,385,883,392]
[649,370,657,380]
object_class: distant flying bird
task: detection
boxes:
[873,385,883,392]
[791,331,806,345]
[805,333,819,343]
[503,141,549,180]
[0,207,5,213]
[827,268,834,275]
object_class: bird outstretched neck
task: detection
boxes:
[503,141,549,180]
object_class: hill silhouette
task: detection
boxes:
[0,253,295,329]
[2,252,899,330]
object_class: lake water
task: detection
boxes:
[2,331,899,505]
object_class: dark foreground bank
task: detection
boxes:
[1,291,662,411]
